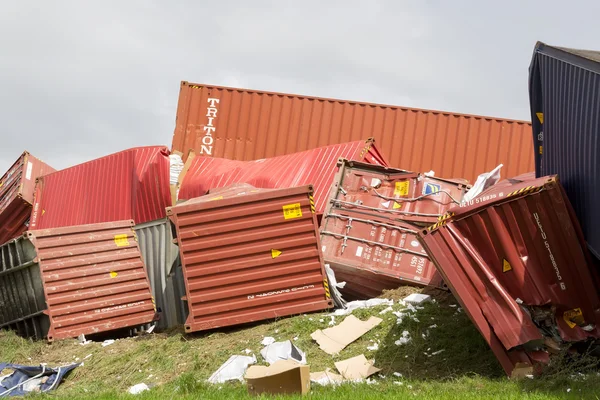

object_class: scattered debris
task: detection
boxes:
[329,298,393,317]
[246,360,310,396]
[367,342,379,351]
[324,264,347,308]
[208,355,257,384]
[328,316,336,326]
[310,369,344,386]
[334,355,381,380]
[395,331,411,346]
[146,325,156,334]
[429,324,437,329]
[261,340,306,365]
[431,349,445,356]
[0,363,79,397]
[244,349,252,355]
[128,383,150,395]
[403,293,431,305]
[379,307,394,315]
[77,334,91,346]
[261,337,276,346]
[393,372,403,377]
[311,315,383,355]
[101,340,115,347]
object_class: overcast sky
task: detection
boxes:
[1,1,599,173]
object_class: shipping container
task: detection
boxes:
[178,139,388,214]
[172,81,533,182]
[319,160,465,298]
[529,42,600,259]
[0,220,157,340]
[134,219,187,330]
[30,146,171,230]
[418,174,600,376]
[167,183,333,333]
[0,152,55,245]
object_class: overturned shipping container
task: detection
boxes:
[529,42,600,259]
[0,152,55,245]
[172,81,533,182]
[418,174,600,377]
[168,184,333,333]
[178,139,388,214]
[30,146,171,229]
[134,219,187,331]
[0,221,157,340]
[320,160,467,298]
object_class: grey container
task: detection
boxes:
[0,236,49,339]
[529,42,600,259]
[134,219,188,331]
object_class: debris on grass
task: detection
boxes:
[246,360,310,396]
[128,383,150,395]
[310,369,344,386]
[395,331,411,346]
[329,298,393,317]
[334,354,381,380]
[261,337,275,346]
[379,307,394,315]
[208,355,257,384]
[367,342,379,351]
[261,340,306,365]
[101,340,115,347]
[311,315,382,355]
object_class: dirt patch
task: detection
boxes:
[380,285,423,301]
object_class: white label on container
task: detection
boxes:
[25,162,33,180]
[356,246,363,257]
[411,240,420,248]
[322,245,326,252]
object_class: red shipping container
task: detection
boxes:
[0,152,55,245]
[418,174,600,376]
[178,139,388,214]
[171,82,533,182]
[168,183,333,333]
[30,146,171,229]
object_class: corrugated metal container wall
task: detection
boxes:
[30,146,171,230]
[418,174,600,376]
[0,152,55,245]
[172,82,534,182]
[134,219,187,330]
[529,42,600,259]
[0,236,49,339]
[178,139,388,214]
[168,184,333,333]
[27,220,157,341]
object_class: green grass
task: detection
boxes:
[1,288,598,399]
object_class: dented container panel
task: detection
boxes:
[30,147,171,230]
[172,82,533,182]
[168,184,333,333]
[418,174,600,376]
[0,152,55,245]
[27,220,157,341]
[178,139,388,214]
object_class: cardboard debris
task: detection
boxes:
[261,340,306,365]
[310,369,344,386]
[311,315,382,355]
[208,355,257,384]
[245,360,310,396]
[402,293,431,305]
[334,355,381,380]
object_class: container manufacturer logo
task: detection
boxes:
[201,98,220,155]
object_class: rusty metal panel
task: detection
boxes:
[30,146,171,230]
[134,219,187,330]
[168,184,333,333]
[0,152,55,245]
[24,220,157,341]
[0,236,49,339]
[178,139,388,214]
[418,174,600,376]
[172,81,533,182]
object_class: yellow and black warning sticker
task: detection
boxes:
[151,296,157,312]
[323,278,331,299]
[507,185,540,198]
[109,271,118,278]
[394,181,410,196]
[502,259,512,273]
[114,234,130,247]
[393,201,402,209]
[309,195,316,213]
[563,308,584,328]
[539,146,543,155]
[271,249,282,259]
[282,203,302,219]
[536,112,544,124]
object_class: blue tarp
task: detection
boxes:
[0,363,79,397]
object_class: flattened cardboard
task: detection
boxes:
[311,315,382,355]
[310,369,344,386]
[334,354,381,380]
[245,360,310,396]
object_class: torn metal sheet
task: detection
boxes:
[418,174,600,376]
[334,355,380,380]
[168,184,332,333]
[311,315,382,355]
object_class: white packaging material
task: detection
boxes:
[260,340,306,365]
[169,154,184,185]
[329,298,393,316]
[402,293,432,305]
[462,164,503,203]
[208,355,257,384]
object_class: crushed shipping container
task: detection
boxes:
[178,139,388,214]
[418,174,600,377]
[134,219,188,331]
[168,183,333,333]
[0,220,157,341]
[172,81,533,182]
[30,146,171,229]
[320,160,467,298]
[0,152,55,245]
[529,42,600,259]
